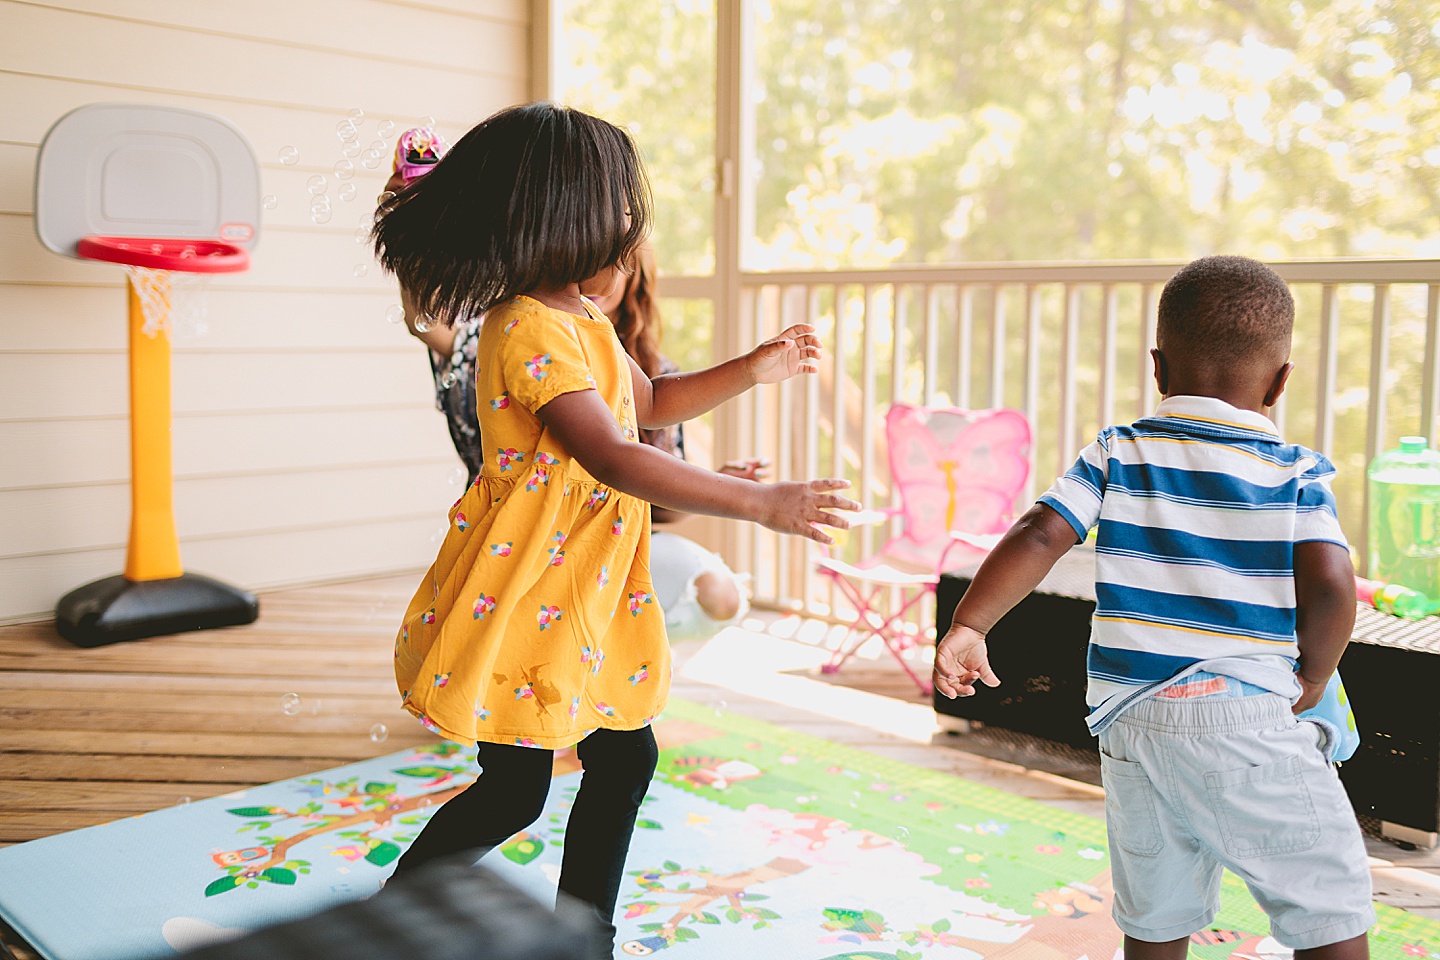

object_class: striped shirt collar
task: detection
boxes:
[1151,395,1280,438]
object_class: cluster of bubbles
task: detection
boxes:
[278,692,322,716]
[278,698,393,744]
[269,109,420,232]
[271,111,453,329]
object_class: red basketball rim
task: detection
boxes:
[76,236,249,274]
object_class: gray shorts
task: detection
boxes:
[1098,694,1374,949]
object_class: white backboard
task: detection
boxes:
[35,103,261,259]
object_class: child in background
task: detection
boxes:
[372,102,857,945]
[934,256,1372,960]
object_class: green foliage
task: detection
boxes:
[365,841,402,867]
[501,835,545,865]
[226,807,281,818]
[204,876,241,897]
[393,765,464,779]
[563,0,1440,269]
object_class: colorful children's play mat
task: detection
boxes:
[1,699,1437,960]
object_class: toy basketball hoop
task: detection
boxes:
[35,103,262,647]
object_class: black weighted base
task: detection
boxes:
[55,572,258,648]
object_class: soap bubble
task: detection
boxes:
[386,303,405,324]
[377,190,397,207]
[278,146,299,165]
[418,797,433,807]
[280,693,302,715]
[419,115,435,127]
[178,796,191,806]
[361,150,383,170]
[348,107,365,121]
[441,371,458,390]
[341,139,361,158]
[309,699,323,716]
[307,174,328,195]
[369,139,387,153]
[261,195,278,210]
[333,159,355,180]
[353,263,369,278]
[712,699,728,717]
[336,119,357,141]
[414,315,436,333]
[377,120,396,138]
[370,724,389,743]
[355,225,371,244]
[339,182,357,202]
[892,825,911,842]
[448,465,466,484]
[310,205,333,225]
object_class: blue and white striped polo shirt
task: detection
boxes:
[1038,395,1349,734]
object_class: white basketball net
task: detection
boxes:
[124,265,211,340]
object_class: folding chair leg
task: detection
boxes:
[818,575,935,695]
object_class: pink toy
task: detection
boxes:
[816,404,1032,693]
[393,127,449,181]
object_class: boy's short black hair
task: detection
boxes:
[1157,256,1294,367]
[374,102,652,325]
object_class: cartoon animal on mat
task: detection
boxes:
[1032,880,1106,918]
[1190,929,1291,960]
[672,755,761,790]
[211,847,267,867]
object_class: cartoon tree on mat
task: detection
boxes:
[618,857,809,953]
[819,905,1028,958]
[205,744,475,897]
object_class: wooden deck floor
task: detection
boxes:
[2,570,1439,952]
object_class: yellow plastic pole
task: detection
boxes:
[123,273,184,581]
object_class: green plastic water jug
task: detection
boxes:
[1368,436,1440,596]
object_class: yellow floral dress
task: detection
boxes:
[394,295,669,749]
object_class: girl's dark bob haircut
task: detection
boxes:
[373,101,652,326]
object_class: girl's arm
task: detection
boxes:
[630,324,821,430]
[536,389,856,544]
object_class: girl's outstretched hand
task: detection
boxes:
[933,623,1001,699]
[759,479,859,544]
[746,324,823,384]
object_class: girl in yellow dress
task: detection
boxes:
[372,101,856,943]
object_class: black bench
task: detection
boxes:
[935,546,1440,847]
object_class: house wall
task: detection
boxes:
[0,0,537,621]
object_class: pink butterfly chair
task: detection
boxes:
[816,404,1032,694]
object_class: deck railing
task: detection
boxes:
[665,259,1440,632]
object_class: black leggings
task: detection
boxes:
[390,726,658,938]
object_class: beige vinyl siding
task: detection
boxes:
[0,0,539,621]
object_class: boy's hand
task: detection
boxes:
[746,324,822,384]
[1293,672,1328,714]
[934,623,1001,699]
[759,480,859,544]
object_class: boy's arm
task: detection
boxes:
[1292,540,1357,713]
[934,503,1078,699]
[630,324,821,429]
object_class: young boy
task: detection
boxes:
[935,256,1373,960]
